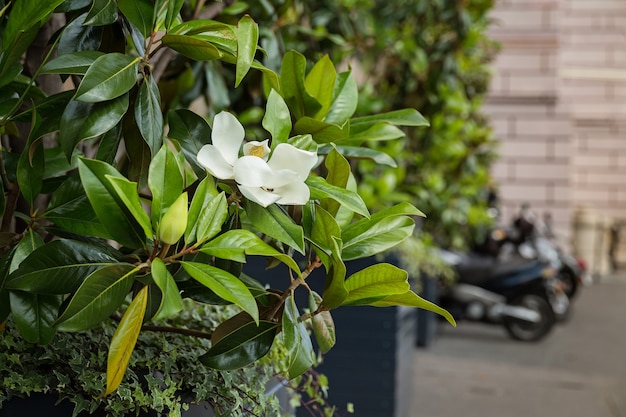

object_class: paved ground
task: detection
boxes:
[410,274,626,417]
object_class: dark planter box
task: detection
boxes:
[244,255,417,417]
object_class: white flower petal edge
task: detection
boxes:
[238,185,282,207]
[197,143,236,180]
[234,156,297,189]
[211,112,245,166]
[274,180,311,205]
[243,140,271,160]
[267,143,318,177]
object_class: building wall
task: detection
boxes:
[487,0,626,252]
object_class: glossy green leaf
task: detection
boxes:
[243,200,305,254]
[55,264,138,331]
[106,176,153,239]
[293,117,349,143]
[346,122,405,144]
[165,0,185,30]
[104,285,148,396]
[371,291,456,326]
[342,263,409,306]
[148,145,184,229]
[282,296,315,378]
[17,124,44,205]
[325,71,358,125]
[306,176,369,218]
[74,53,139,103]
[181,261,258,324]
[184,177,218,243]
[199,320,278,370]
[78,158,147,249]
[305,55,336,120]
[2,0,64,49]
[199,229,301,277]
[96,123,123,164]
[158,192,188,245]
[167,109,211,176]
[150,258,183,321]
[135,75,163,156]
[192,191,228,245]
[59,95,129,160]
[84,0,118,26]
[341,202,423,260]
[318,144,397,167]
[9,229,44,273]
[310,205,341,266]
[161,34,224,61]
[9,291,61,344]
[234,15,258,87]
[40,51,105,75]
[351,108,429,127]
[321,148,350,217]
[0,248,16,323]
[262,89,291,146]
[117,0,154,38]
[57,13,103,57]
[309,292,335,353]
[320,236,348,309]
[46,175,110,237]
[280,50,322,119]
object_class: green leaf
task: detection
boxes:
[309,292,335,353]
[55,264,138,331]
[17,123,44,205]
[350,108,429,128]
[104,285,148,396]
[106,176,153,239]
[9,291,61,344]
[234,15,258,87]
[40,51,105,75]
[321,148,350,217]
[346,122,405,144]
[192,191,228,245]
[59,95,129,160]
[117,0,154,38]
[293,117,349,143]
[74,53,139,103]
[318,144,398,167]
[184,177,219,243]
[304,55,336,120]
[9,229,44,273]
[167,109,211,176]
[325,71,358,125]
[342,263,409,306]
[148,145,184,228]
[84,0,118,26]
[135,75,163,156]
[181,261,259,324]
[2,0,64,49]
[161,34,224,61]
[280,50,322,119]
[282,296,315,379]
[243,200,305,254]
[0,248,16,323]
[5,239,119,294]
[341,202,423,260]
[57,12,103,57]
[150,258,183,321]
[371,290,456,326]
[46,175,109,237]
[199,229,301,277]
[199,320,278,370]
[165,0,185,30]
[262,89,291,146]
[309,205,341,266]
[306,176,369,218]
[320,236,348,309]
[78,158,147,249]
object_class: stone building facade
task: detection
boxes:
[486,0,626,268]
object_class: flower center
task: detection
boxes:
[248,145,267,158]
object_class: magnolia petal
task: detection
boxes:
[212,112,245,166]
[243,140,270,160]
[267,144,318,179]
[197,144,235,179]
[275,180,310,205]
[234,156,296,188]
[239,185,281,207]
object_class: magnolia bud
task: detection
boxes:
[159,192,188,245]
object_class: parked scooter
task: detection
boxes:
[437,229,567,342]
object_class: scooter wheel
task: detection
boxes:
[503,294,556,342]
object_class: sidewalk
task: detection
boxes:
[410,274,626,417]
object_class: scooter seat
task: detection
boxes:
[455,253,541,285]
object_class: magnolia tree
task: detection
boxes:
[0,0,454,399]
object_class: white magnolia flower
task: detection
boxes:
[196,111,317,207]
